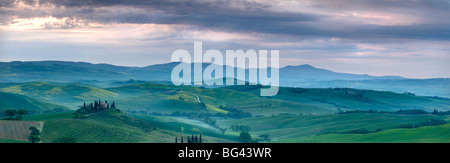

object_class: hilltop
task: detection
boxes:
[1,82,449,116]
[18,109,236,143]
[1,61,448,97]
[0,91,69,114]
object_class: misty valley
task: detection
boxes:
[0,61,449,143]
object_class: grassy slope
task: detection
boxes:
[34,110,235,143]
[3,82,450,143]
[0,82,334,115]
[109,84,333,116]
[133,114,238,142]
[39,109,163,143]
[0,82,119,108]
[227,86,450,112]
[0,91,69,114]
[275,123,450,143]
[0,139,28,143]
[22,112,75,121]
[4,82,449,116]
[217,113,449,141]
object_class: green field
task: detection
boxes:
[1,82,450,143]
[0,139,28,143]
[216,113,450,142]
[227,86,450,112]
[275,123,450,143]
[32,109,235,143]
[3,82,449,116]
[0,91,69,114]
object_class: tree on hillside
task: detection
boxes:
[432,109,439,115]
[219,128,227,134]
[28,126,41,143]
[111,101,116,109]
[4,109,16,118]
[17,109,28,116]
[239,132,252,143]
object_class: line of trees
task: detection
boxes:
[175,134,202,143]
[1,109,28,121]
[432,109,450,115]
[132,108,252,119]
[218,106,252,118]
[230,125,251,132]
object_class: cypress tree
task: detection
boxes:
[94,101,98,111]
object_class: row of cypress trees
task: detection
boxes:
[175,134,202,143]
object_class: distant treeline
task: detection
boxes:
[1,109,28,121]
[399,119,447,129]
[338,109,450,115]
[130,109,252,131]
[218,105,252,118]
[132,107,252,119]
[175,134,202,143]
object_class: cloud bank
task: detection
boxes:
[0,0,449,78]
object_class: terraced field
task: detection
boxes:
[0,120,41,141]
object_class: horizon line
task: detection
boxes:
[2,60,449,79]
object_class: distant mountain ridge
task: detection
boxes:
[280,64,405,81]
[0,61,406,82]
[0,61,448,97]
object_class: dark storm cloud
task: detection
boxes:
[311,0,450,11]
[43,0,317,24]
[34,0,328,36]
[2,0,450,40]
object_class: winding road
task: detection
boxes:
[194,94,201,103]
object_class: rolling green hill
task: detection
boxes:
[2,61,448,98]
[0,91,69,114]
[227,86,450,112]
[39,109,162,143]
[0,82,119,107]
[275,123,450,143]
[108,83,333,116]
[0,82,333,116]
[2,82,449,116]
[33,109,236,143]
[216,113,449,141]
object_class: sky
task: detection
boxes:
[0,0,449,78]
